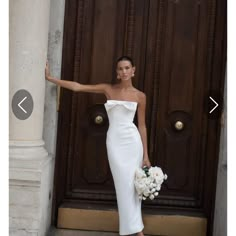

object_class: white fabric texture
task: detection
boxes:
[104,100,144,235]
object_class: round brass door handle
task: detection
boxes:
[174,120,184,130]
[94,115,104,125]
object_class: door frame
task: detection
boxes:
[51,1,227,236]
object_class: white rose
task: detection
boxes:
[143,188,150,197]
[135,181,147,195]
[156,185,161,191]
[144,177,152,186]
[149,166,160,176]
[149,194,155,200]
[135,168,146,179]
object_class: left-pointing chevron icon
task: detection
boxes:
[18,96,28,114]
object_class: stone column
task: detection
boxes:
[9,0,52,235]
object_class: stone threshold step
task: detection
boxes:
[48,227,153,236]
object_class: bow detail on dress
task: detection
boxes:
[105,100,137,111]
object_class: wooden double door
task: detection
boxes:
[53,0,226,235]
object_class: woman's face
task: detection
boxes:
[116,60,135,81]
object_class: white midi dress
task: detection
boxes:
[104,100,144,235]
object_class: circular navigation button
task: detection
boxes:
[12,89,34,120]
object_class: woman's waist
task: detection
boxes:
[108,121,136,128]
[106,125,142,144]
[107,123,139,134]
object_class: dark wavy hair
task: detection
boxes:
[116,56,134,67]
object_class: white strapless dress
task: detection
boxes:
[104,100,144,235]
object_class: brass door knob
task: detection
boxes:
[94,115,104,125]
[174,120,184,130]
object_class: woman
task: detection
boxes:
[45,56,151,236]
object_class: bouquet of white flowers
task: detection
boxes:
[134,166,167,200]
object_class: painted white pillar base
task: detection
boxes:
[9,141,53,236]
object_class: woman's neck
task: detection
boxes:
[119,79,133,89]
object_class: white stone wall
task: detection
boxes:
[9,152,52,236]
[43,0,66,233]
[43,0,65,156]
[9,0,64,235]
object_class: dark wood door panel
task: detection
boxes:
[58,0,151,203]
[143,0,210,209]
[53,1,226,235]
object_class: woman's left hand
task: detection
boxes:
[142,158,151,168]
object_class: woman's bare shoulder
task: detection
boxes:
[136,90,146,102]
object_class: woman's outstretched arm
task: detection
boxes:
[45,62,111,95]
[137,92,151,168]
